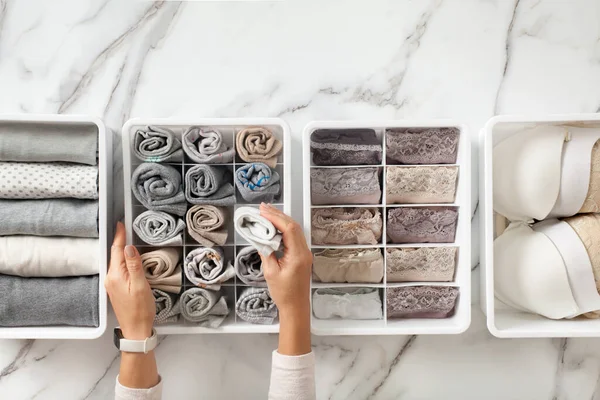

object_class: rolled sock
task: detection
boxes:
[0,236,98,277]
[235,127,282,168]
[131,163,187,216]
[235,246,266,286]
[0,199,98,237]
[153,289,181,324]
[186,205,228,247]
[182,126,235,164]
[0,274,99,327]
[142,248,182,294]
[0,162,98,200]
[184,165,235,206]
[235,287,278,325]
[0,121,97,165]
[312,288,383,320]
[234,207,282,256]
[184,247,235,290]
[180,288,230,327]
[133,210,185,246]
[132,125,183,162]
[235,163,281,203]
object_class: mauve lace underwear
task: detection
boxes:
[311,207,383,245]
[310,129,382,166]
[387,207,458,244]
[386,127,459,165]
[311,167,381,205]
[387,286,459,319]
[386,247,457,282]
[386,166,458,204]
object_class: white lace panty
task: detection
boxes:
[311,167,381,205]
[386,166,458,204]
[312,288,383,320]
[386,247,457,282]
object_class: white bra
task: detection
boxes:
[494,220,600,319]
[493,125,600,221]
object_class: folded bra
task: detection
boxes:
[311,167,381,205]
[311,207,383,245]
[493,125,600,221]
[310,129,382,166]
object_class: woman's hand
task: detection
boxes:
[106,222,155,340]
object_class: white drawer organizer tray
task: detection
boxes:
[123,118,291,334]
[303,121,471,335]
[480,114,600,338]
[0,114,111,340]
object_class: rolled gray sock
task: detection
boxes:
[180,287,230,328]
[182,126,235,163]
[133,125,183,162]
[153,288,181,324]
[133,210,185,246]
[235,287,278,325]
[0,274,99,327]
[0,199,98,237]
[184,165,235,206]
[235,163,281,203]
[235,246,266,286]
[131,163,187,216]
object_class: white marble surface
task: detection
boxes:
[1,0,600,398]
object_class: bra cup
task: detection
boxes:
[494,222,578,319]
[493,126,566,221]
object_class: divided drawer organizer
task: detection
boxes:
[123,118,291,334]
[303,121,471,335]
[0,114,111,340]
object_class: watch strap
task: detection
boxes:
[119,329,158,353]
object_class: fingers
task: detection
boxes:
[124,245,146,284]
[260,203,306,253]
[108,222,128,276]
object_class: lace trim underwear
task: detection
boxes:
[386,127,459,165]
[311,207,383,245]
[310,129,382,166]
[312,288,383,320]
[387,207,458,244]
[386,247,457,282]
[386,286,459,319]
[312,248,384,283]
[386,166,458,204]
[311,167,381,205]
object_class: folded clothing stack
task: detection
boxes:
[0,122,100,328]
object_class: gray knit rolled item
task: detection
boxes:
[133,125,183,162]
[153,289,181,324]
[234,207,282,256]
[235,287,278,325]
[184,165,235,206]
[186,205,228,247]
[184,247,235,290]
[235,246,266,286]
[182,126,235,164]
[235,127,282,168]
[180,287,230,327]
[235,163,281,203]
[131,163,187,216]
[133,210,185,246]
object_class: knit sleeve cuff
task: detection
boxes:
[115,375,163,400]
[272,350,315,370]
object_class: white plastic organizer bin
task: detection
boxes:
[123,118,291,334]
[0,114,111,340]
[303,120,471,335]
[480,114,600,338]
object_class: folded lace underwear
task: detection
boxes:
[386,166,458,204]
[311,207,382,245]
[312,248,384,283]
[386,247,457,282]
[311,167,381,205]
[386,286,459,319]
[386,207,458,244]
[310,129,382,166]
[312,288,383,320]
[386,127,459,165]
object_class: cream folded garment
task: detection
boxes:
[312,249,383,283]
[184,247,235,290]
[234,207,282,256]
[180,288,230,327]
[312,288,383,320]
[0,236,98,277]
[142,248,182,294]
[0,162,98,199]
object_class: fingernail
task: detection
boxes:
[125,245,136,258]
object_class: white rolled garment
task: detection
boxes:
[0,236,99,277]
[234,207,282,256]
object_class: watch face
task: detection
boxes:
[113,328,124,350]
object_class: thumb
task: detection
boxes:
[124,245,146,282]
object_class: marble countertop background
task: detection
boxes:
[1,0,600,399]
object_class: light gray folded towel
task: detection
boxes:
[186,205,228,247]
[131,163,187,216]
[234,207,282,256]
[0,199,98,237]
[182,126,235,164]
[0,121,98,165]
[133,125,183,162]
[184,247,235,290]
[180,287,230,327]
[153,288,181,324]
[184,165,235,206]
[133,210,185,246]
[235,246,266,286]
[0,274,99,327]
[235,163,281,203]
[235,287,278,325]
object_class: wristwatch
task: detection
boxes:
[113,328,158,353]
